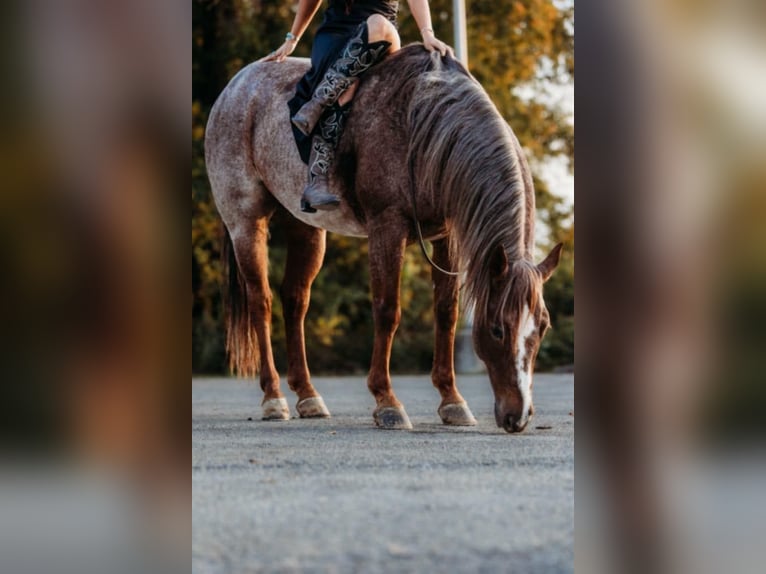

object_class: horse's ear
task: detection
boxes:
[538,243,563,282]
[490,245,509,278]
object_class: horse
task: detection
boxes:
[205,45,562,433]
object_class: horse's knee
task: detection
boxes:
[435,302,458,331]
[280,289,308,321]
[373,299,401,332]
[366,14,397,44]
[247,285,272,316]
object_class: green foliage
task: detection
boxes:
[192,0,574,374]
[539,222,574,369]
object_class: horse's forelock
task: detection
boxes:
[471,257,541,327]
[508,261,542,317]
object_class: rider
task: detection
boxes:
[261,0,453,213]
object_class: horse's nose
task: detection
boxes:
[494,402,532,433]
[503,412,529,433]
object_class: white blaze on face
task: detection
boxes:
[515,303,537,416]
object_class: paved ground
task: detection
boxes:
[193,374,574,573]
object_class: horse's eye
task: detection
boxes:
[491,325,504,340]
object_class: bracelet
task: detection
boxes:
[285,32,298,42]
[420,27,434,35]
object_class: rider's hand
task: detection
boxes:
[421,29,454,59]
[258,38,298,63]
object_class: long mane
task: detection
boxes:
[384,47,535,320]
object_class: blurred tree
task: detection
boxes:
[192,0,574,374]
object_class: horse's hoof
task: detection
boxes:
[262,398,290,420]
[438,402,477,426]
[373,406,413,430]
[296,396,331,418]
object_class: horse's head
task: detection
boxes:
[473,243,563,433]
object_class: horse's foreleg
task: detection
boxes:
[367,220,412,429]
[280,216,331,418]
[233,217,286,420]
[430,239,477,426]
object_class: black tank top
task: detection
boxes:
[326,0,399,25]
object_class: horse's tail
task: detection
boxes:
[222,225,260,377]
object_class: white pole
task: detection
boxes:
[453,0,468,67]
[452,0,477,373]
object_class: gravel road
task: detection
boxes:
[193,373,573,573]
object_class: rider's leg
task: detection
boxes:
[300,102,351,212]
[291,14,401,136]
[299,16,400,213]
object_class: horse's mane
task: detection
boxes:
[373,46,536,320]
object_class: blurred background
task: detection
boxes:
[192,0,575,376]
[0,0,762,572]
[1,0,188,572]
[576,0,766,572]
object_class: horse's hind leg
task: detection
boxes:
[430,239,477,426]
[279,214,331,418]
[229,209,288,420]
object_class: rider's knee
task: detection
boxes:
[366,14,395,42]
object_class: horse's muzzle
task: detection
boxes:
[505,413,529,433]
[495,403,530,433]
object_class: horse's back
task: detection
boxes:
[205,58,368,237]
[205,58,308,195]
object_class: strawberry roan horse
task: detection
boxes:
[206,46,561,433]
